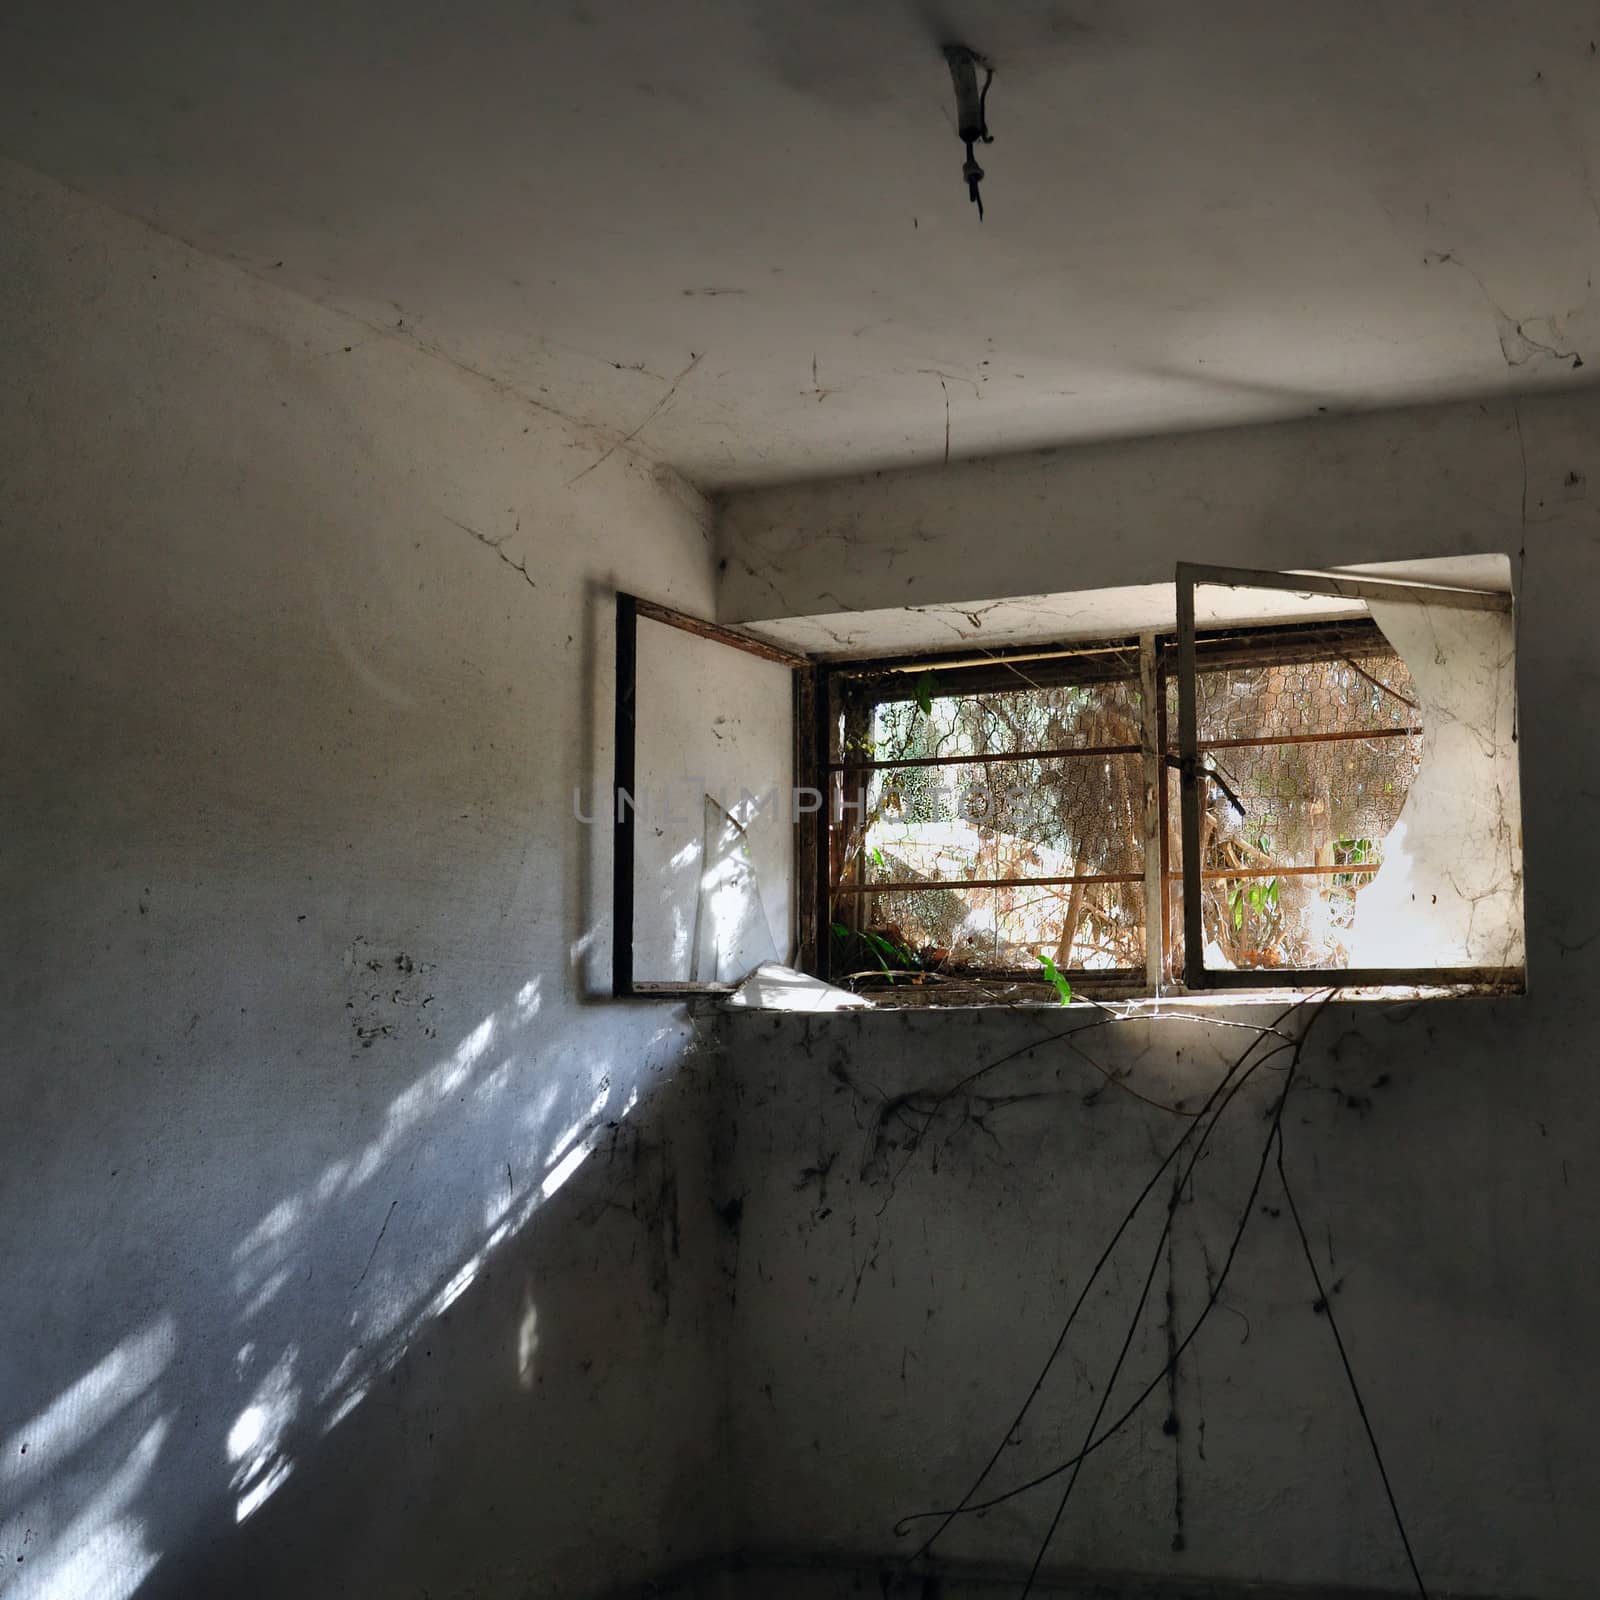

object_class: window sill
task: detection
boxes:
[718,964,1523,1015]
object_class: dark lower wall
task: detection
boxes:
[719,982,1597,1598]
[627,1547,1534,1599]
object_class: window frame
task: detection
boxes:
[818,635,1157,993]
[611,591,813,999]
[1174,562,1521,992]
[614,568,1524,1003]
[809,570,1523,999]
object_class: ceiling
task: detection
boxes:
[5,0,1600,488]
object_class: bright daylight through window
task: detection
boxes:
[821,565,1524,1002]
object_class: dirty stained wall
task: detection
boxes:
[711,393,1600,1597]
[721,1000,1594,1597]
[0,161,730,1600]
[5,136,1600,1600]
[716,390,1586,626]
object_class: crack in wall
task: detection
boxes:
[442,514,538,591]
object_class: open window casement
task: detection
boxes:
[1174,563,1525,991]
[612,593,816,998]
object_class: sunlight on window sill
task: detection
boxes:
[723,968,1523,1015]
[720,962,873,1012]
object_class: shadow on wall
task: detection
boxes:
[0,970,712,1599]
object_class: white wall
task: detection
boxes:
[712,394,1600,1597]
[716,393,1570,626]
[0,161,729,1600]
[9,141,1600,1600]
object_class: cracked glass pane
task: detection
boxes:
[1350,596,1523,970]
[1178,588,1523,975]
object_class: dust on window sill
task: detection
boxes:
[718,965,1524,1015]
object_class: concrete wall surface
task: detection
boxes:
[0,161,730,1600]
[716,386,1592,627]
[711,382,1600,1600]
[720,998,1598,1597]
[639,1549,1522,1599]
[7,138,1600,1600]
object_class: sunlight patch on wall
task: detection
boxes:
[474,1057,516,1109]
[313,1057,624,1440]
[0,961,692,1597]
[517,1290,540,1390]
[315,1160,352,1202]
[513,978,543,1022]
[6,1514,160,1600]
[335,1013,502,1198]
[4,1419,169,1600]
[1,1318,175,1496]
[425,1256,483,1320]
[545,1075,612,1168]
[294,988,660,1453]
[233,1199,303,1264]
[240,1267,293,1323]
[227,1347,299,1524]
[541,1135,600,1201]
[320,1382,370,1436]
[235,1459,293,1524]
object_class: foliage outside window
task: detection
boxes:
[820,609,1514,1002]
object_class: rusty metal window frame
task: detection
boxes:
[822,635,1156,992]
[612,592,813,999]
[817,572,1522,998]
[1174,562,1521,993]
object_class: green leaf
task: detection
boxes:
[851,930,893,976]
[1037,952,1073,1006]
[869,846,886,871]
[913,671,936,717]
[862,929,915,970]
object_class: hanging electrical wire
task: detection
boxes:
[896,995,1317,1560]
[1276,1140,1429,1598]
[891,991,1430,1600]
[1010,1003,1322,1597]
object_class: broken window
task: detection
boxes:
[1174,564,1524,991]
[815,566,1523,999]
[614,564,1524,1003]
